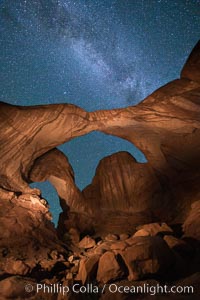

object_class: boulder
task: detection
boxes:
[76,254,100,284]
[135,223,173,236]
[78,235,96,249]
[163,235,191,253]
[133,229,150,237]
[3,259,30,276]
[97,251,126,283]
[110,241,128,251]
[120,236,174,280]
[119,234,130,241]
[94,242,111,255]
[104,234,119,242]
[0,276,36,299]
[183,200,200,241]
[175,272,200,295]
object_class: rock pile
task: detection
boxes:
[66,221,198,286]
[1,192,199,300]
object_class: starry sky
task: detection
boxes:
[0,0,199,224]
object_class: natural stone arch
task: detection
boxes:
[29,132,147,224]
[0,41,199,226]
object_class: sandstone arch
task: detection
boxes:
[0,41,199,227]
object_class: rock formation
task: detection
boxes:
[70,55,200,230]
[0,103,95,195]
[86,42,200,223]
[0,193,70,299]
[82,151,163,214]
[0,41,200,299]
[183,200,200,241]
[29,148,88,214]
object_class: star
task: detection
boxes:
[0,0,199,223]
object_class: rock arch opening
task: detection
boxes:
[59,131,147,190]
[30,132,147,225]
[30,181,61,225]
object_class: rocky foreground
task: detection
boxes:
[0,42,200,299]
[0,193,199,299]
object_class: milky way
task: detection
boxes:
[0,0,199,223]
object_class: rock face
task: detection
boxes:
[119,236,174,281]
[78,235,96,249]
[82,151,163,215]
[29,148,88,214]
[82,41,200,227]
[96,251,125,283]
[0,103,95,195]
[181,41,200,83]
[76,254,100,284]
[0,193,68,281]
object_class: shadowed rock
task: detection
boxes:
[183,200,200,241]
[181,41,200,83]
[29,148,89,214]
[82,151,166,221]
[83,41,200,224]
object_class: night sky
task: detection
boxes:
[0,0,199,224]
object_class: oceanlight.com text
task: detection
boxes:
[24,282,194,296]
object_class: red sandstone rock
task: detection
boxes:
[78,236,96,249]
[133,229,150,237]
[94,242,111,255]
[181,41,200,83]
[163,235,188,250]
[0,276,36,299]
[0,103,96,196]
[110,241,128,251]
[82,151,163,215]
[0,194,68,278]
[68,228,80,245]
[29,148,89,214]
[183,200,200,240]
[86,42,200,224]
[135,223,173,236]
[120,236,174,281]
[104,234,119,242]
[97,251,125,283]
[76,254,100,284]
[119,234,130,241]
